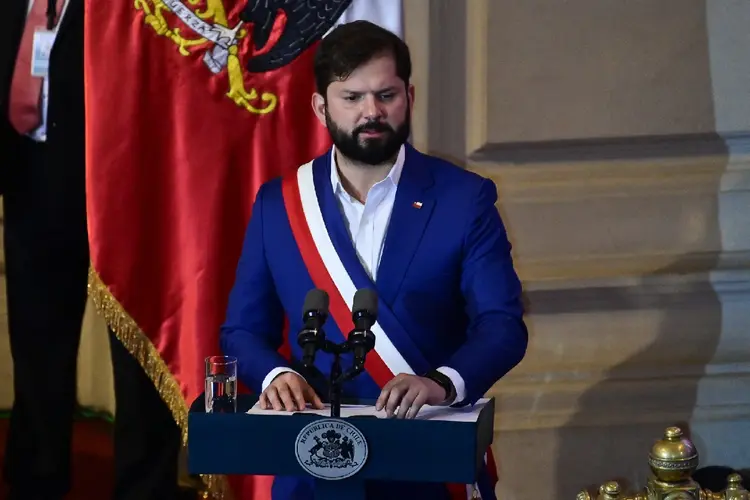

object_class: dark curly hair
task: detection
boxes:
[313,20,411,98]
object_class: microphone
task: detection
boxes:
[298,289,329,367]
[349,288,377,370]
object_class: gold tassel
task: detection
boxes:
[88,264,234,500]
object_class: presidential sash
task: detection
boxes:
[280,158,498,500]
[281,159,422,385]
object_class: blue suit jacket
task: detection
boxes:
[221,143,528,406]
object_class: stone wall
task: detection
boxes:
[404,0,750,497]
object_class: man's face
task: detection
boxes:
[314,54,413,166]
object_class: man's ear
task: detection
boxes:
[311,93,327,127]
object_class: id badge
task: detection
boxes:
[31,29,56,78]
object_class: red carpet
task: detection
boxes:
[0,417,114,499]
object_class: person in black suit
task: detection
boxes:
[0,1,188,498]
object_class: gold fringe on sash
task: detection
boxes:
[87,265,234,500]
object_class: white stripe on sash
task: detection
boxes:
[296,162,415,378]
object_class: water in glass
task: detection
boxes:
[205,373,237,413]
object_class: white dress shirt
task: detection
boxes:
[26,0,70,142]
[262,145,467,406]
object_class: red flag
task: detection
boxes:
[83,1,337,497]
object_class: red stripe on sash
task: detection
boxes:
[281,171,394,388]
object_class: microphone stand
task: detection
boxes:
[302,336,370,418]
[328,341,344,418]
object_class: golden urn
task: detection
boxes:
[648,426,700,483]
[576,426,748,500]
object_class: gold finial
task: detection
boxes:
[603,482,621,494]
[598,481,622,499]
[727,473,744,487]
[664,427,682,439]
[724,473,749,500]
[648,426,699,483]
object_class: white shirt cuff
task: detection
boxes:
[261,367,304,392]
[436,366,467,406]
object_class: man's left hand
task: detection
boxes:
[375,373,446,419]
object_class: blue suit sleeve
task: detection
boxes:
[220,183,288,393]
[447,178,528,405]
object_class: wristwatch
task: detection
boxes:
[424,370,457,405]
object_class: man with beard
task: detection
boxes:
[220,20,528,500]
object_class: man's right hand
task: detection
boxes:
[259,372,324,411]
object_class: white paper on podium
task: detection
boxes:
[246,398,490,422]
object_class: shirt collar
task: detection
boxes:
[330,144,406,196]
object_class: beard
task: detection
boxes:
[325,107,411,166]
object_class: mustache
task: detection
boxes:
[354,121,394,135]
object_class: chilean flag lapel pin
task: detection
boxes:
[412,201,423,209]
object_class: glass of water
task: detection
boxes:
[205,355,238,413]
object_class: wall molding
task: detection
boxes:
[469,137,750,204]
[490,368,750,431]
[469,132,750,165]
[517,249,750,291]
[470,132,738,164]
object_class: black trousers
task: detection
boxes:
[2,135,183,500]
[109,328,184,500]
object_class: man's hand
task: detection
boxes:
[259,372,324,411]
[375,373,446,419]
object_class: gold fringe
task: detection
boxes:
[87,264,234,500]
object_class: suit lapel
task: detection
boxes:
[376,144,435,306]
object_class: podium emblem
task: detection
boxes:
[295,418,369,480]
